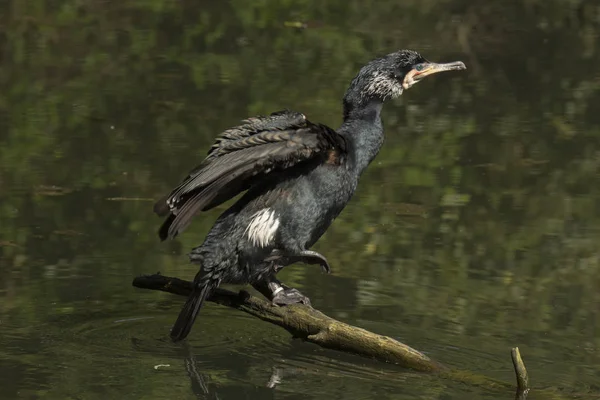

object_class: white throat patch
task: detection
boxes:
[245,208,280,247]
[365,72,403,100]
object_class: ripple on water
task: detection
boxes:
[68,306,280,348]
[3,300,519,400]
[59,305,433,395]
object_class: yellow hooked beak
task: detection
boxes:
[402,61,466,89]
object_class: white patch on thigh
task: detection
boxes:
[245,208,280,247]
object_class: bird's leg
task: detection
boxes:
[265,249,331,274]
[251,272,312,307]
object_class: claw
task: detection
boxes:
[265,249,331,274]
[297,250,331,274]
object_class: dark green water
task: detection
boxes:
[1,1,600,399]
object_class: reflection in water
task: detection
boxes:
[181,344,212,399]
[1,0,600,399]
[266,367,283,389]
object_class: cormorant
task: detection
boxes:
[154,50,466,341]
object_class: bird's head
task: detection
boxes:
[351,50,466,101]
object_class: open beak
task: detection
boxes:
[403,61,466,89]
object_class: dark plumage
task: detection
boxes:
[155,50,466,341]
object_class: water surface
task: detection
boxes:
[1,1,600,399]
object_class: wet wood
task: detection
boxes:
[511,347,530,399]
[133,273,583,399]
[132,273,443,372]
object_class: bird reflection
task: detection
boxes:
[180,343,219,399]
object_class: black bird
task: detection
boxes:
[154,50,466,341]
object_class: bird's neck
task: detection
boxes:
[341,95,385,176]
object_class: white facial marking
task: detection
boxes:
[402,69,421,90]
[365,72,403,100]
[245,208,280,247]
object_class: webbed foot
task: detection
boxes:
[252,277,312,307]
[272,286,312,307]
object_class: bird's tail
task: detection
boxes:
[170,279,219,342]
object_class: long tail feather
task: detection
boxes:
[170,280,218,342]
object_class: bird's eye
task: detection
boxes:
[415,64,425,72]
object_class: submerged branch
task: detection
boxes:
[132,273,444,372]
[132,273,579,399]
[511,347,530,399]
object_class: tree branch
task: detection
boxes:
[511,347,530,399]
[132,273,579,399]
[132,273,445,372]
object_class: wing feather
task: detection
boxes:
[154,110,346,240]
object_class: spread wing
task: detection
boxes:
[154,110,346,241]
